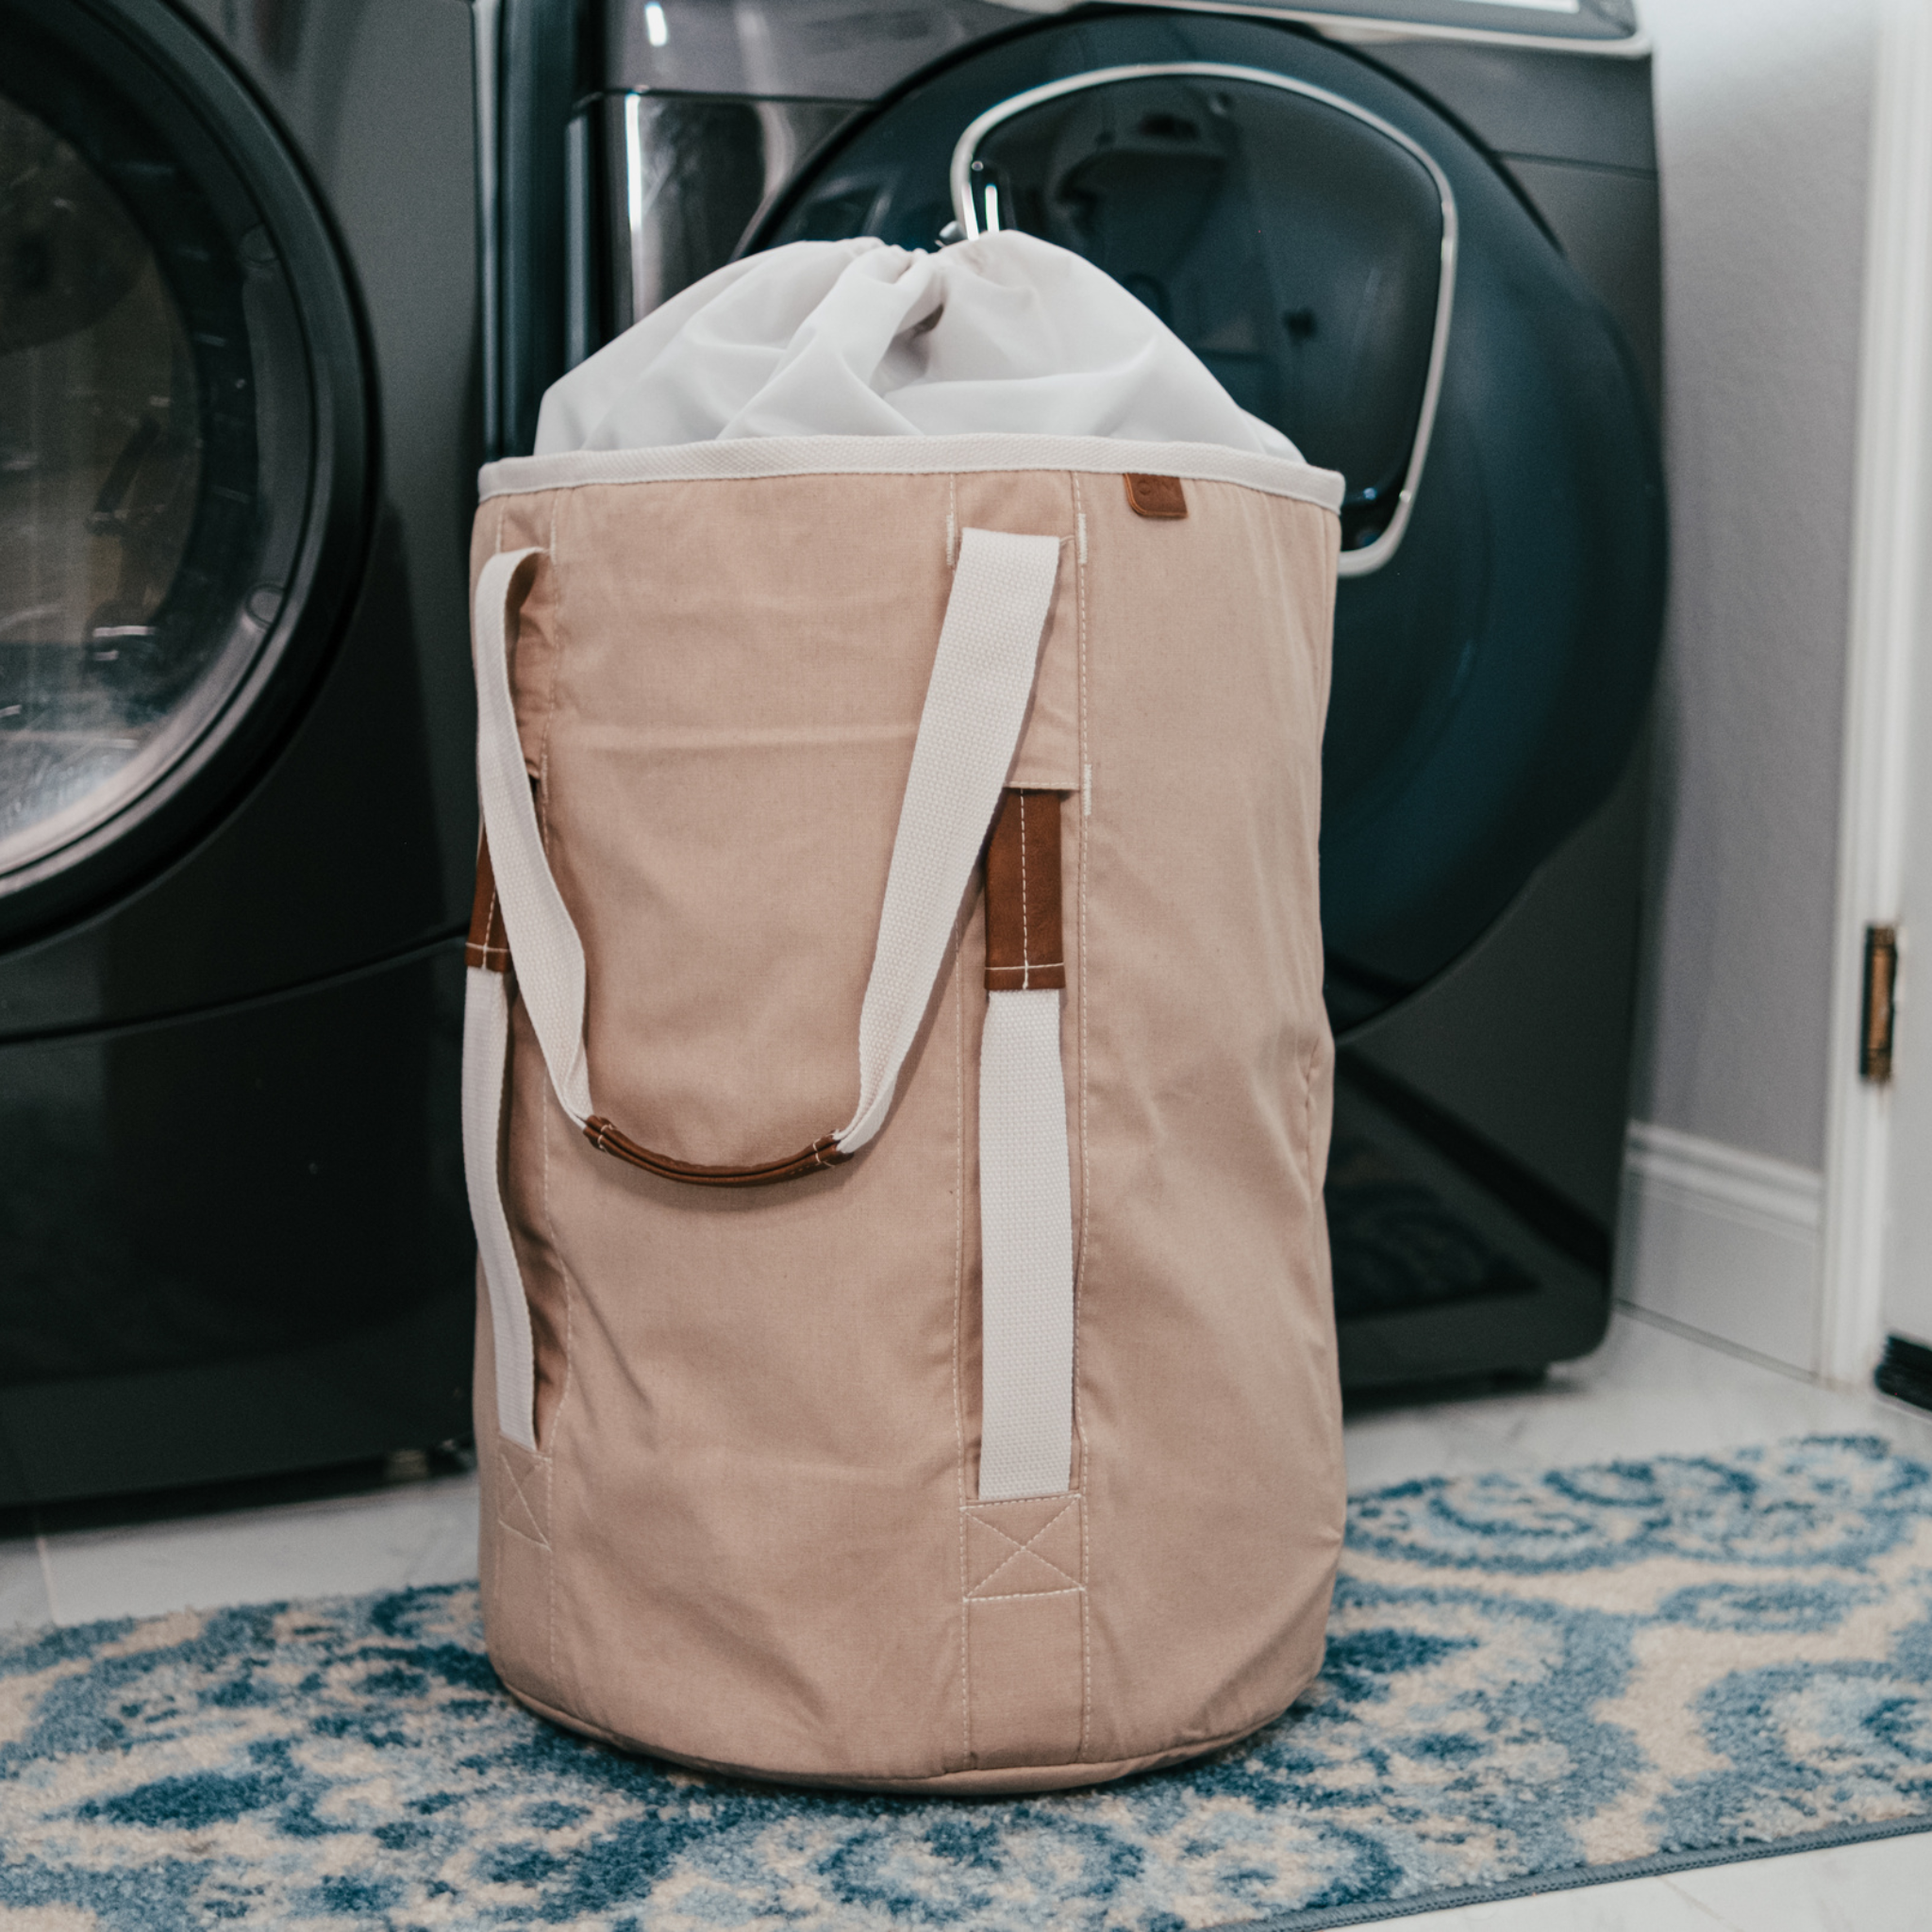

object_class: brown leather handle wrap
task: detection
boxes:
[465,838,510,973]
[582,1117,850,1188]
[985,790,1067,992]
[476,838,852,1187]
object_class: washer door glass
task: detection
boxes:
[0,7,328,922]
[956,68,1450,562]
[0,100,211,874]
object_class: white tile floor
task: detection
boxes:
[0,1462,480,1633]
[4,1304,1930,1926]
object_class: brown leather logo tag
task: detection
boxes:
[1124,474,1188,519]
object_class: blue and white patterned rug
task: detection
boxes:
[5,1435,1932,1930]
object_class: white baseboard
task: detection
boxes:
[1617,1123,1824,1374]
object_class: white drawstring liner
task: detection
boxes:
[533,232,1305,459]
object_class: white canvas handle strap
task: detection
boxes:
[976,789,1075,1500]
[470,529,1061,1181]
[460,838,540,1450]
[462,960,539,1449]
[978,989,1075,1499]
[474,548,594,1125]
[841,528,1063,1154]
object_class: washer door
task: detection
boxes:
[0,0,366,941]
[953,62,1454,571]
[758,14,1665,1029]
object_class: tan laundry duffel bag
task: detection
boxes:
[462,235,1346,1794]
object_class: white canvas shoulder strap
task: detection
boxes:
[464,529,1066,1452]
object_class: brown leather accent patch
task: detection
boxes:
[465,837,510,973]
[985,789,1066,992]
[1124,473,1188,519]
[582,1119,849,1188]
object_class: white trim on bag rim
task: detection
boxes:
[478,434,1345,514]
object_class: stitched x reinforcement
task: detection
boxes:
[962,1495,1081,1596]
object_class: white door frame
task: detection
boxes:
[1820,0,1932,1386]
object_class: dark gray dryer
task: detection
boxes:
[494,0,1667,1392]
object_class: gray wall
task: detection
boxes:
[1632,0,1876,1172]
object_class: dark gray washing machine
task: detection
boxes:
[489,0,1666,1392]
[0,0,481,1504]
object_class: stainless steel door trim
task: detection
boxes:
[472,0,502,458]
[729,101,863,266]
[621,89,652,333]
[951,62,1457,578]
[999,2,1652,58]
[591,92,854,342]
[1208,10,1652,59]
[565,108,592,370]
[592,2,1645,104]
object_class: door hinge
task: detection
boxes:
[1862,923,1899,1084]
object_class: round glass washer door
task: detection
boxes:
[759,14,1665,1031]
[952,64,1455,573]
[0,0,365,936]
